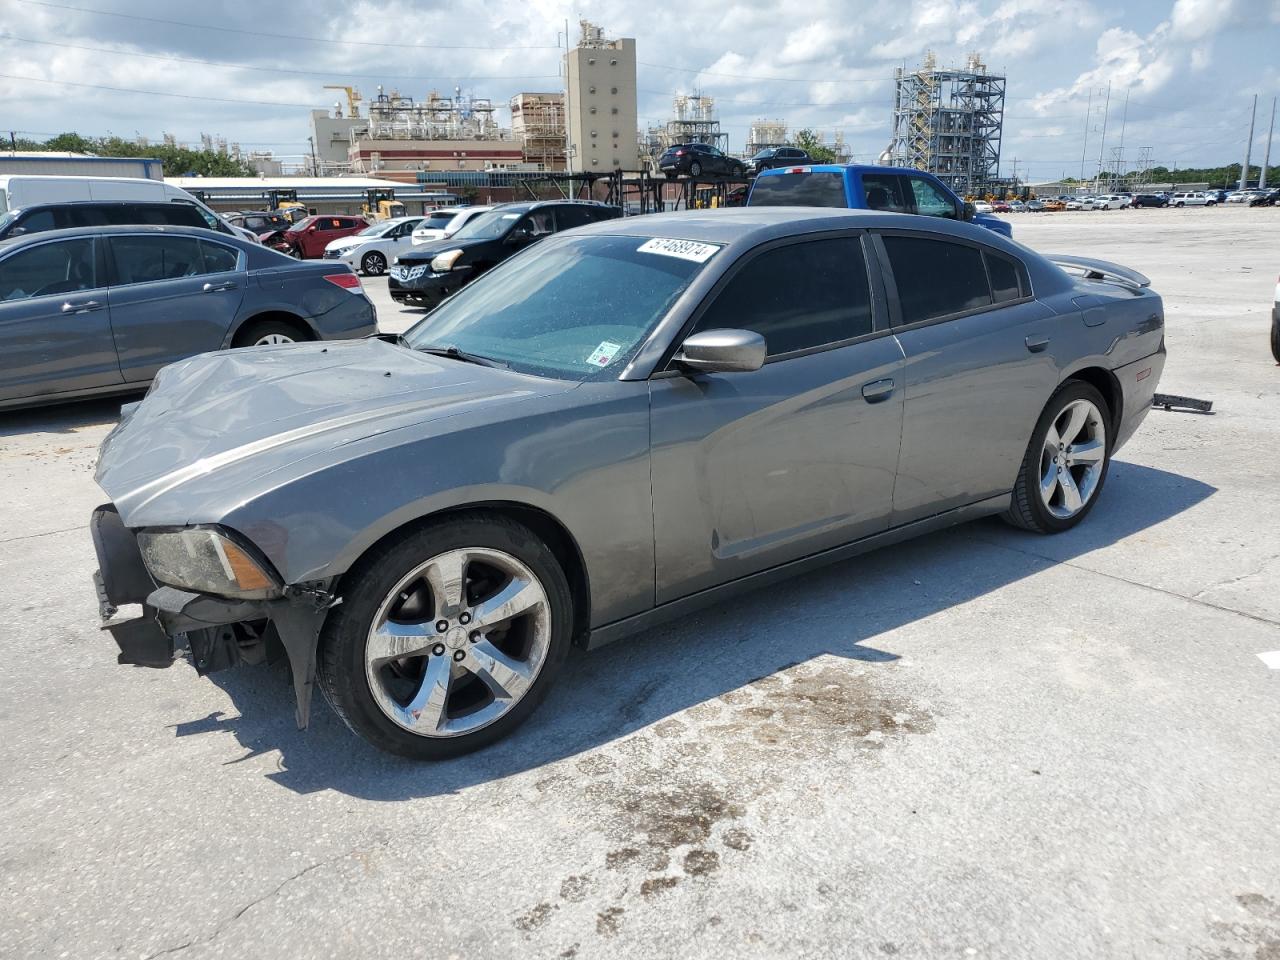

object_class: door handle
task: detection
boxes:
[202,281,237,293]
[1025,335,1050,353]
[61,299,103,314]
[861,378,895,403]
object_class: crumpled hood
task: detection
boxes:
[95,338,567,523]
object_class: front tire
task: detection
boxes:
[1004,381,1112,534]
[689,161,702,177]
[1271,318,1280,364]
[318,514,574,760]
[361,251,387,276]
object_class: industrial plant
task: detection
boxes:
[888,51,1007,195]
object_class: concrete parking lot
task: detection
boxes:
[1,206,1278,959]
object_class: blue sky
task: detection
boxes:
[1,0,1277,181]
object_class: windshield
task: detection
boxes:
[356,221,394,237]
[0,210,18,234]
[748,172,847,208]
[403,234,713,380]
[286,218,312,233]
[451,209,524,240]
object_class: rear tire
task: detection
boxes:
[318,514,574,760]
[689,161,702,177]
[234,319,306,347]
[1271,318,1280,364]
[1004,381,1113,534]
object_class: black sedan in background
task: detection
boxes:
[746,146,814,175]
[0,224,376,410]
[388,200,620,309]
[658,143,746,179]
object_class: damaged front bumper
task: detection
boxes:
[90,503,336,728]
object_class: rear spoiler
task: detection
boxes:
[1046,254,1150,290]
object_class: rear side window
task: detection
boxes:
[110,235,208,284]
[748,172,847,208]
[0,239,96,301]
[861,175,911,213]
[554,205,597,230]
[985,251,1023,302]
[882,236,991,324]
[199,240,240,274]
[693,237,874,357]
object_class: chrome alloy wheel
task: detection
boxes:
[364,548,551,738]
[254,333,295,346]
[1040,398,1107,519]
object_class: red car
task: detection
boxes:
[267,214,370,259]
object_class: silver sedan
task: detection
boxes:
[91,209,1167,759]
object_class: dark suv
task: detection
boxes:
[0,201,239,242]
[389,201,621,309]
[746,146,813,176]
[658,143,746,179]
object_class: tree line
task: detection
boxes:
[7,132,255,177]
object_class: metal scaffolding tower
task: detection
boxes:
[889,52,1006,196]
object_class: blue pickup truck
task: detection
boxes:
[746,163,1012,238]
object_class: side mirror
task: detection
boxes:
[962,201,977,221]
[676,329,766,374]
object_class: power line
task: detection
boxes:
[16,0,561,50]
[0,72,321,107]
[0,34,561,82]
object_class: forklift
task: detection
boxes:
[363,188,406,221]
[266,189,309,223]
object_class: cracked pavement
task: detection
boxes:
[1,206,1278,959]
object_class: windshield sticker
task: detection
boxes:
[636,238,722,263]
[586,340,623,368]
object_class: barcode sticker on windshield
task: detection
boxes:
[586,341,622,367]
[636,238,721,263]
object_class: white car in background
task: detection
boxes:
[411,205,494,244]
[1094,195,1130,210]
[322,216,423,276]
[972,200,994,214]
[1064,197,1088,210]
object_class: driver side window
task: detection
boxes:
[0,238,97,301]
[690,237,874,358]
[908,177,958,218]
[861,174,911,213]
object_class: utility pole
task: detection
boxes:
[307,136,318,177]
[1094,81,1111,193]
[1114,89,1129,183]
[1260,96,1276,190]
[1241,94,1257,191]
[1079,88,1093,183]
[8,131,15,154]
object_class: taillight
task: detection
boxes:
[324,273,362,292]
[787,166,810,173]
[675,149,686,156]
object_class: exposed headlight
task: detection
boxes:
[431,249,464,273]
[138,527,282,600]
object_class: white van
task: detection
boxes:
[0,176,257,242]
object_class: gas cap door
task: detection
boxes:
[1072,294,1108,327]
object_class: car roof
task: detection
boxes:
[757,163,939,178]
[0,223,243,254]
[566,207,1007,250]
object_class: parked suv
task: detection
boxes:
[389,201,621,308]
[1131,194,1169,208]
[0,225,376,410]
[225,210,292,236]
[746,163,1013,237]
[658,143,746,179]
[0,201,241,242]
[271,214,369,259]
[1169,191,1215,207]
[745,146,813,176]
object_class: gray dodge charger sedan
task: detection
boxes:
[90,209,1166,759]
[0,224,376,410]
